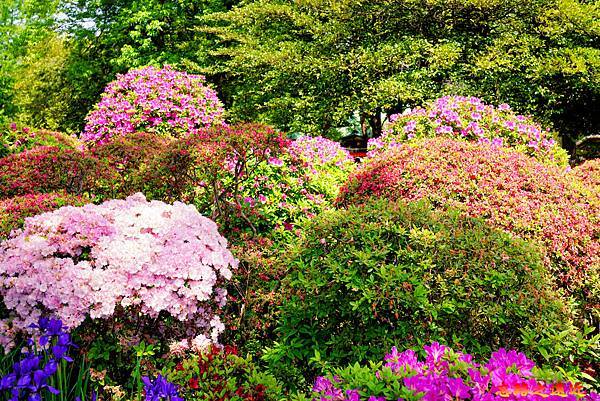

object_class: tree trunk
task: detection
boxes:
[369,107,382,138]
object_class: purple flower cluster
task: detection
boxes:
[0,318,75,401]
[368,96,568,166]
[82,65,225,145]
[311,343,600,401]
[142,374,183,401]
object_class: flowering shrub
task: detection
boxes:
[571,159,600,193]
[82,65,225,145]
[265,199,591,389]
[0,193,237,349]
[162,344,283,401]
[142,124,344,236]
[339,139,599,315]
[223,234,292,354]
[309,343,600,401]
[288,136,355,200]
[0,146,110,199]
[0,192,88,238]
[368,96,568,166]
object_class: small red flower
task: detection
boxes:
[188,377,199,390]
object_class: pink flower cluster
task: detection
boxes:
[0,193,237,349]
[368,96,568,166]
[339,138,599,300]
[311,343,600,401]
[82,65,225,145]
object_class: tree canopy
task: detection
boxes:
[203,0,599,147]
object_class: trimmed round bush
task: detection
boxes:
[339,139,599,311]
[0,192,88,238]
[0,146,111,199]
[267,199,576,382]
[90,131,170,199]
[0,193,237,351]
[82,65,225,145]
[368,96,568,166]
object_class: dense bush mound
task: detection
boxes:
[267,199,580,383]
[310,343,600,401]
[0,193,237,351]
[0,192,88,238]
[368,96,568,166]
[82,65,225,145]
[0,146,110,199]
[339,139,599,310]
[141,124,354,235]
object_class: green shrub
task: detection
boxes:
[265,199,587,387]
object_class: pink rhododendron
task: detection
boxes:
[82,65,225,145]
[0,193,237,349]
[368,96,568,166]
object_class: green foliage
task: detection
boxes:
[265,199,589,387]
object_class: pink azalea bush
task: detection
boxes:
[82,65,225,145]
[368,96,568,166]
[339,138,599,317]
[310,343,600,401]
[0,193,237,351]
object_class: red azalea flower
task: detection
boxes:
[188,377,199,390]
